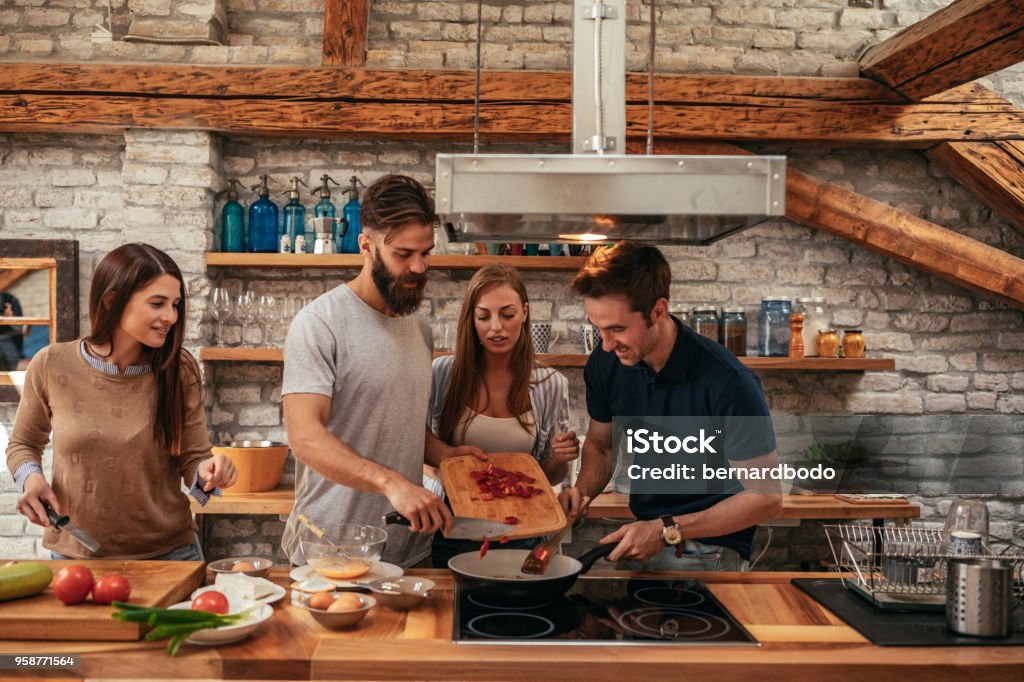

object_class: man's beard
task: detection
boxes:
[371,252,427,316]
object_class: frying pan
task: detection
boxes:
[448,545,614,607]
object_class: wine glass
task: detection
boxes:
[234,291,258,347]
[210,288,233,347]
[258,294,279,347]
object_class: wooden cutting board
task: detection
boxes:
[0,559,204,641]
[439,452,566,541]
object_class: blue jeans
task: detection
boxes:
[614,539,749,572]
[50,534,204,561]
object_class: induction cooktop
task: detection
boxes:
[453,577,759,646]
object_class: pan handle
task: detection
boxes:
[577,543,615,573]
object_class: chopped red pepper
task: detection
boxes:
[479,538,491,559]
[503,516,519,525]
[498,535,509,544]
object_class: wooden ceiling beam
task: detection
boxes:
[927,141,1024,234]
[642,140,1024,310]
[322,0,370,66]
[1,64,1023,147]
[860,0,1024,101]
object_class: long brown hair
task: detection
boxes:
[438,263,545,446]
[86,243,194,454]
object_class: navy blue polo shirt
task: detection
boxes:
[583,316,776,559]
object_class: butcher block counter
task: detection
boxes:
[0,566,1020,681]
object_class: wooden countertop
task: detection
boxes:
[194,489,921,521]
[2,568,1018,680]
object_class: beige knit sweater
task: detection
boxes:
[5,340,212,559]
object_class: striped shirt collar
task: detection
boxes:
[79,339,153,377]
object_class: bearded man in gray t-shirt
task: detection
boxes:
[280,175,481,568]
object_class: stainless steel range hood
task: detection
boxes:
[435,0,786,245]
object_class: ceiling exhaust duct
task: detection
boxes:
[435,0,786,245]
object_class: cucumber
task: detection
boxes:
[0,562,54,602]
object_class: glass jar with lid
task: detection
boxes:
[816,329,840,358]
[796,296,828,357]
[758,297,792,356]
[720,307,747,356]
[842,329,865,358]
[691,306,719,342]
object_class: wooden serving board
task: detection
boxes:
[439,452,566,540]
[0,559,204,641]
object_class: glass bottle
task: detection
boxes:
[311,174,339,247]
[216,178,245,253]
[281,176,309,253]
[842,329,865,358]
[816,329,840,358]
[340,176,365,255]
[720,307,747,356]
[758,297,792,356]
[248,175,279,253]
[691,306,719,342]
[796,296,828,357]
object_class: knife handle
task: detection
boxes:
[383,511,412,527]
[42,502,68,529]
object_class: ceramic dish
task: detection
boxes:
[208,556,274,578]
[367,577,435,611]
[191,582,286,607]
[289,561,402,588]
[300,593,376,630]
[166,601,273,645]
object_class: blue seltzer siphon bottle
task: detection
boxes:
[281,176,309,253]
[248,175,279,253]
[216,179,245,253]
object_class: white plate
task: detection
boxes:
[166,601,272,646]
[191,582,287,607]
[289,561,403,588]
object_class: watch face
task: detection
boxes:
[662,526,682,546]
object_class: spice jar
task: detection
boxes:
[816,329,840,358]
[842,329,865,358]
[758,297,792,357]
[720,307,747,356]
[796,297,828,357]
[691,306,719,342]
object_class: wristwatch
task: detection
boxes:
[660,515,684,558]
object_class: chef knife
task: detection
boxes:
[43,503,101,553]
[383,511,515,540]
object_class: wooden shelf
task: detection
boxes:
[199,347,585,366]
[193,488,920,521]
[741,357,895,371]
[205,252,588,271]
[199,348,892,371]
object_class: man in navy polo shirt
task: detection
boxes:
[560,242,782,570]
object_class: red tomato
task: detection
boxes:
[191,590,229,615]
[52,565,94,605]
[92,575,131,605]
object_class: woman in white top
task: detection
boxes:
[428,263,580,566]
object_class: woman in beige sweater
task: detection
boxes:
[6,243,237,560]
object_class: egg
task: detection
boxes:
[308,591,335,611]
[327,593,365,612]
[232,561,257,573]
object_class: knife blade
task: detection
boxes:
[383,511,515,540]
[43,503,101,553]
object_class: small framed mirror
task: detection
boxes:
[0,239,79,402]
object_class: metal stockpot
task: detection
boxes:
[946,557,1014,637]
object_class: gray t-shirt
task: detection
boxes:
[280,283,433,567]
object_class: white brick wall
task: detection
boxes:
[1,0,1022,566]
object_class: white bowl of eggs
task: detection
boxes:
[208,556,274,578]
[301,591,376,629]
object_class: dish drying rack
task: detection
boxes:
[824,523,1024,610]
